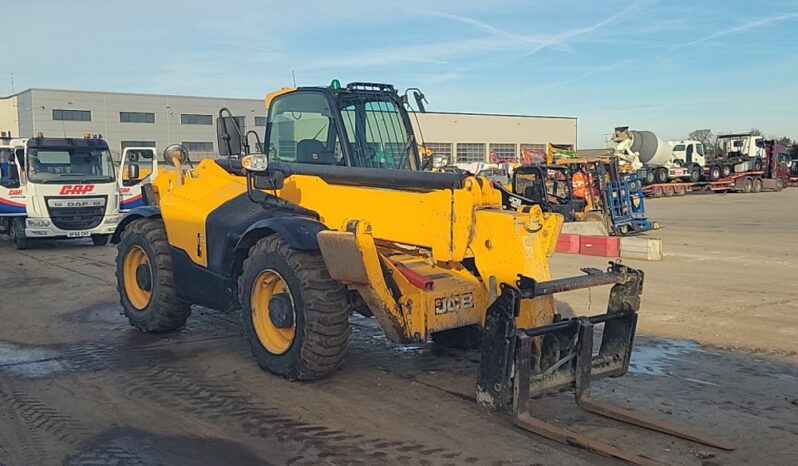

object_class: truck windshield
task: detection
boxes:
[339,98,417,170]
[27,148,116,184]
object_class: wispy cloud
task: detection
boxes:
[302,1,645,72]
[670,11,798,51]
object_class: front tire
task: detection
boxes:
[239,235,350,380]
[91,234,111,246]
[116,218,191,332]
[9,217,30,250]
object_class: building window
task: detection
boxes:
[456,143,485,163]
[53,109,91,121]
[121,141,157,151]
[254,116,267,127]
[181,114,212,125]
[182,141,214,153]
[120,111,155,123]
[520,143,546,164]
[234,116,246,131]
[489,143,517,162]
[425,143,452,160]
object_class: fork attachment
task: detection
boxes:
[476,262,733,465]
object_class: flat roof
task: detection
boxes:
[3,88,576,120]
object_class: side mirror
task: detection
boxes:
[254,171,285,191]
[217,116,243,157]
[128,163,140,180]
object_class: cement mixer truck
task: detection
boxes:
[612,127,705,184]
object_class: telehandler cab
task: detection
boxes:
[112,81,730,463]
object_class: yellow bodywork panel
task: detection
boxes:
[152,160,247,267]
[149,159,565,342]
[277,176,485,263]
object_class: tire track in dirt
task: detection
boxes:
[117,364,480,465]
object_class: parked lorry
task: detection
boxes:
[714,132,765,174]
[612,127,703,183]
[0,134,119,249]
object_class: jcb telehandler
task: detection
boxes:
[113,81,729,463]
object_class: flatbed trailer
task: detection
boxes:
[644,170,785,198]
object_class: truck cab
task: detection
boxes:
[0,135,120,249]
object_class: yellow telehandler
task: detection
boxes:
[112,81,729,463]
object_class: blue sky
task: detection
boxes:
[4,0,798,147]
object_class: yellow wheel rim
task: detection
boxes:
[251,270,296,355]
[123,245,152,310]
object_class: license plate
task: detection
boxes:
[67,231,91,238]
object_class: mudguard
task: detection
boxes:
[235,216,328,253]
[111,206,161,243]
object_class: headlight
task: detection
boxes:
[241,153,269,172]
[26,219,51,228]
[104,215,120,224]
[432,155,448,168]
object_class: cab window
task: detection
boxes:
[267,92,341,165]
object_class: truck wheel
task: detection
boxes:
[708,166,721,181]
[752,178,762,193]
[689,165,701,183]
[743,177,753,193]
[652,186,663,198]
[644,171,655,185]
[116,219,191,332]
[754,158,763,171]
[776,179,784,191]
[654,168,668,184]
[91,234,111,246]
[239,235,350,380]
[431,325,482,349]
[663,185,675,197]
[9,218,30,250]
[721,165,732,178]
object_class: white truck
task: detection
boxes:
[612,127,704,184]
[714,132,765,174]
[0,134,120,249]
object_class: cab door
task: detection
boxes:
[0,147,26,216]
[119,147,157,212]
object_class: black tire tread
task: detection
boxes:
[116,219,191,332]
[239,235,350,380]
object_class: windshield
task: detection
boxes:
[27,147,115,184]
[672,145,685,152]
[339,98,416,170]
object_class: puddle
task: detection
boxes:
[0,341,68,377]
[629,339,703,376]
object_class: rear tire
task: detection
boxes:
[663,185,675,197]
[9,217,30,250]
[709,166,721,181]
[644,171,655,185]
[239,235,350,380]
[721,165,732,178]
[116,218,191,332]
[743,177,753,193]
[91,234,111,246]
[652,186,664,198]
[431,325,482,349]
[776,179,784,191]
[752,177,762,193]
[654,168,668,184]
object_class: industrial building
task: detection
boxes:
[0,88,577,162]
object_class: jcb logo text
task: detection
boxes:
[434,293,475,315]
